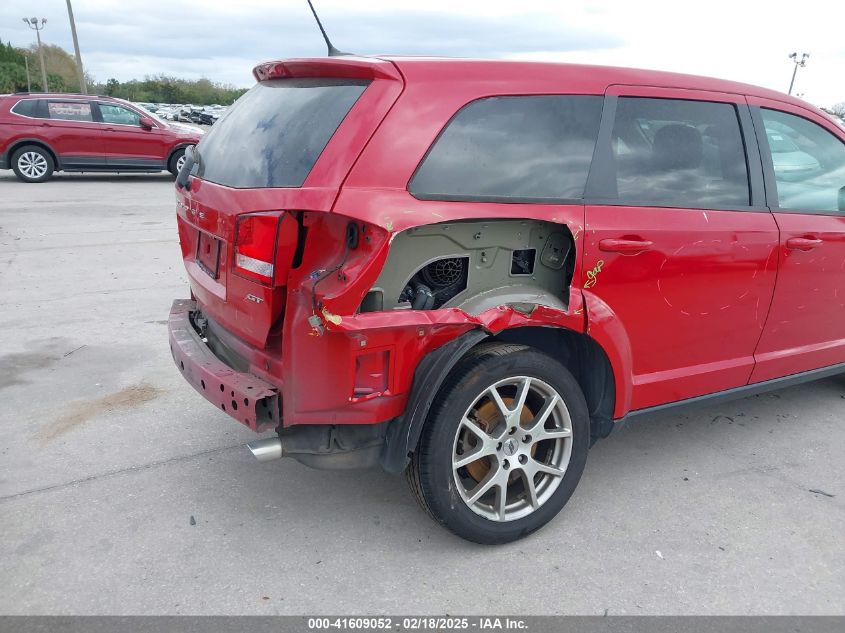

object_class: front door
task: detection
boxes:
[584,87,779,412]
[748,99,845,382]
[96,102,167,169]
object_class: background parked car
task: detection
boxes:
[0,93,203,182]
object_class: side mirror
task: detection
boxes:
[839,186,845,213]
[139,116,154,130]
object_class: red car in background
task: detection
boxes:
[0,93,203,182]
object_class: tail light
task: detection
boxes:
[234,212,280,284]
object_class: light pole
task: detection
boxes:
[22,17,49,92]
[23,55,32,92]
[65,0,87,94]
[788,52,809,96]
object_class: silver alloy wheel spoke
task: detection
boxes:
[176,154,187,172]
[461,416,494,442]
[528,458,566,478]
[487,386,511,419]
[494,483,507,520]
[526,393,559,433]
[452,376,573,522]
[453,416,498,469]
[466,467,501,505]
[538,427,572,441]
[521,471,540,509]
[454,442,495,469]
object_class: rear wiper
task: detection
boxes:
[176,145,200,190]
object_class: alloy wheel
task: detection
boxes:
[18,152,48,180]
[452,376,573,522]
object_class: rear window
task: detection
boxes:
[409,95,603,202]
[195,78,369,188]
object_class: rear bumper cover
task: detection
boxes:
[168,299,280,432]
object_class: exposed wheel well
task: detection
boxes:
[493,327,616,443]
[8,140,58,169]
[380,326,616,474]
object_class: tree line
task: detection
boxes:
[0,41,247,105]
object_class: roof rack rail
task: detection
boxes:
[10,91,115,98]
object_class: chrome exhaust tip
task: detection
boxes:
[246,437,283,462]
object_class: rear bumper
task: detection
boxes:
[168,299,281,432]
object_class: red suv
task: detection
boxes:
[0,93,202,182]
[168,57,845,543]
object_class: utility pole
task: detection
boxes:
[788,52,809,96]
[65,0,87,94]
[22,17,49,92]
[24,55,32,92]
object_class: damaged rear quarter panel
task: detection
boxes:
[280,185,587,427]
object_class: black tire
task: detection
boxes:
[168,148,186,177]
[406,342,590,544]
[11,145,54,183]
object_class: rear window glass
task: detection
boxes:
[195,78,369,188]
[409,95,603,202]
[47,101,93,122]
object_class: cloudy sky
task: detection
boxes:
[3,0,844,107]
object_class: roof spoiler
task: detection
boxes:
[252,58,401,82]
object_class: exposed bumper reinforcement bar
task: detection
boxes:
[168,299,280,432]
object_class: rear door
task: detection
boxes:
[584,87,779,411]
[96,102,168,169]
[748,99,845,382]
[42,99,106,169]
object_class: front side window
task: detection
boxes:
[409,95,604,202]
[47,101,93,122]
[99,104,142,126]
[611,97,750,208]
[760,108,845,213]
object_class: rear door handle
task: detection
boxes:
[598,238,654,254]
[786,237,822,251]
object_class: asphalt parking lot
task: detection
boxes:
[1,171,843,615]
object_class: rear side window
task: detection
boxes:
[195,78,369,188]
[11,99,38,117]
[611,98,750,208]
[409,95,603,202]
[760,108,845,213]
[47,101,93,122]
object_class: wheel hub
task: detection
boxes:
[463,397,532,482]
